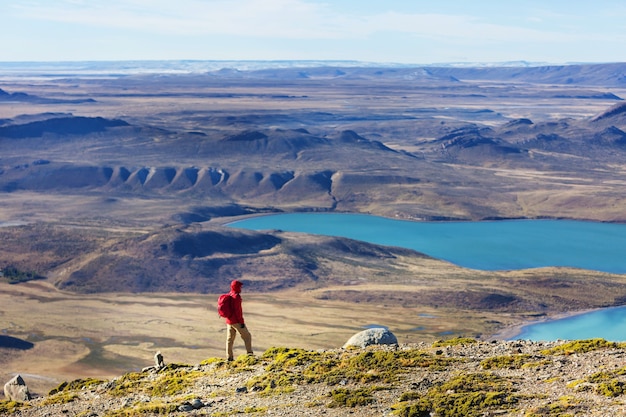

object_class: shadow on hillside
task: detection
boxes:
[0,335,34,350]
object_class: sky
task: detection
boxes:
[1,0,626,64]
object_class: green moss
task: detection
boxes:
[524,396,584,416]
[263,347,323,371]
[392,372,520,417]
[305,349,456,385]
[149,368,204,397]
[566,379,585,389]
[48,378,106,395]
[40,392,79,405]
[200,357,224,365]
[244,405,268,413]
[211,406,268,416]
[107,371,147,396]
[104,400,179,416]
[398,391,421,402]
[480,354,532,369]
[587,370,614,383]
[521,359,551,369]
[432,337,478,347]
[106,365,204,398]
[596,380,626,397]
[0,401,28,414]
[327,387,377,408]
[541,339,619,355]
[247,346,458,396]
[574,366,626,397]
[246,371,298,395]
[391,399,431,417]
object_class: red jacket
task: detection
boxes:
[226,280,244,325]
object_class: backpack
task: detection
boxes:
[217,293,234,318]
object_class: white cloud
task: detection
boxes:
[8,0,591,42]
[5,0,626,62]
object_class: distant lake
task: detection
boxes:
[228,213,626,273]
[513,306,626,341]
[229,212,626,341]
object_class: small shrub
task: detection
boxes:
[596,380,626,397]
[525,396,585,416]
[0,401,28,414]
[432,337,478,347]
[199,357,224,366]
[1,265,45,284]
[49,378,106,395]
[391,399,431,417]
[398,391,421,402]
[108,372,147,396]
[104,400,179,416]
[263,347,322,371]
[149,368,204,397]
[480,354,532,369]
[392,372,520,417]
[327,387,376,408]
[587,371,614,383]
[246,371,297,395]
[566,379,586,389]
[40,392,79,405]
[303,348,455,385]
[541,339,619,355]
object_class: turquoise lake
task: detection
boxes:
[228,213,626,340]
[228,213,626,273]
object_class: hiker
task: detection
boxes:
[220,279,253,361]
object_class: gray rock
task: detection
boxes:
[343,328,398,348]
[178,403,194,412]
[4,374,31,401]
[155,351,164,369]
[190,398,204,409]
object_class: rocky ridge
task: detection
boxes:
[3,338,626,416]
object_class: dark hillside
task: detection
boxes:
[0,116,129,138]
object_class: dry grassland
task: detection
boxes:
[0,278,486,396]
[4,259,626,396]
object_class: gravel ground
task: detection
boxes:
[4,339,626,416]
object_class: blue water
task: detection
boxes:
[228,212,626,340]
[513,306,626,341]
[228,213,626,273]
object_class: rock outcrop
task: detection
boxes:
[343,327,398,348]
[3,374,30,402]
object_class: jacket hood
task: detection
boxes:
[231,280,243,294]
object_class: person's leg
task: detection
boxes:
[226,324,237,360]
[236,324,253,355]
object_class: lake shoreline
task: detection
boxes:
[226,212,626,274]
[490,307,613,341]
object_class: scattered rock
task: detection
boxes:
[342,327,398,348]
[190,398,204,409]
[4,374,31,401]
[141,351,166,372]
[178,402,194,412]
[155,351,164,369]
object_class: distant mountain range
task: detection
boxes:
[1,60,625,86]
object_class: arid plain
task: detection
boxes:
[2,61,626,395]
